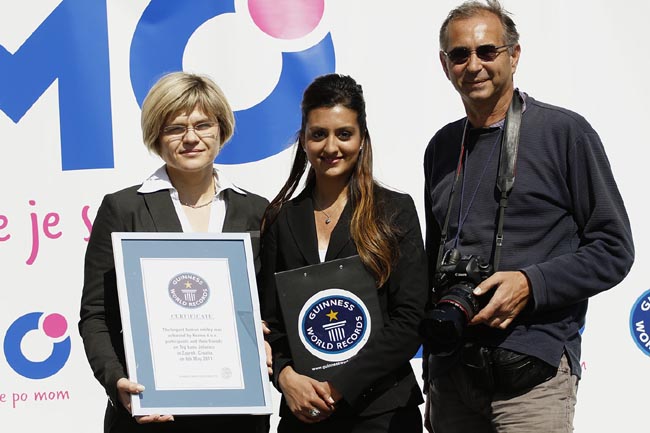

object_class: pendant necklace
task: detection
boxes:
[313,195,343,224]
[320,208,332,224]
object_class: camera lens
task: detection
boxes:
[420,303,468,355]
[420,282,480,355]
[439,283,480,319]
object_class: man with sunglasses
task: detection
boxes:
[422,1,634,432]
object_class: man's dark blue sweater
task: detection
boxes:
[423,94,634,379]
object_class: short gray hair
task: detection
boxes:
[439,0,519,51]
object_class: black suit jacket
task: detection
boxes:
[260,186,427,418]
[78,184,268,432]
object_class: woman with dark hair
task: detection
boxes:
[260,74,427,432]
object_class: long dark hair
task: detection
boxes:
[262,74,398,286]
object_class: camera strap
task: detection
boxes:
[436,91,523,272]
[493,91,522,270]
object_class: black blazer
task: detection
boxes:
[78,184,269,432]
[260,186,427,418]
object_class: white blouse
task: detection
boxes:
[137,164,247,233]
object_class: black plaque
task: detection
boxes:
[274,256,383,380]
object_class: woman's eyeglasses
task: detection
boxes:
[443,44,513,65]
[162,122,218,141]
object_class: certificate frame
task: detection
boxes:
[111,232,272,416]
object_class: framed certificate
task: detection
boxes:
[111,232,272,416]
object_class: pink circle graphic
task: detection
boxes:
[43,313,68,339]
[249,0,324,40]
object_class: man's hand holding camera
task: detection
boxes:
[470,271,531,329]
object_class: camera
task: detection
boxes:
[420,249,493,355]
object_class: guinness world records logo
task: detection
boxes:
[298,289,372,362]
[630,289,650,356]
[168,272,210,309]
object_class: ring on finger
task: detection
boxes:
[308,408,321,418]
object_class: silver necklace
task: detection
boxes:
[313,196,344,224]
[180,178,216,209]
[180,198,213,209]
[320,208,332,224]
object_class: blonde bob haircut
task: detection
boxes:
[141,72,235,156]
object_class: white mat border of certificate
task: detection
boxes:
[112,232,272,416]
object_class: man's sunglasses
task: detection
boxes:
[443,44,513,65]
